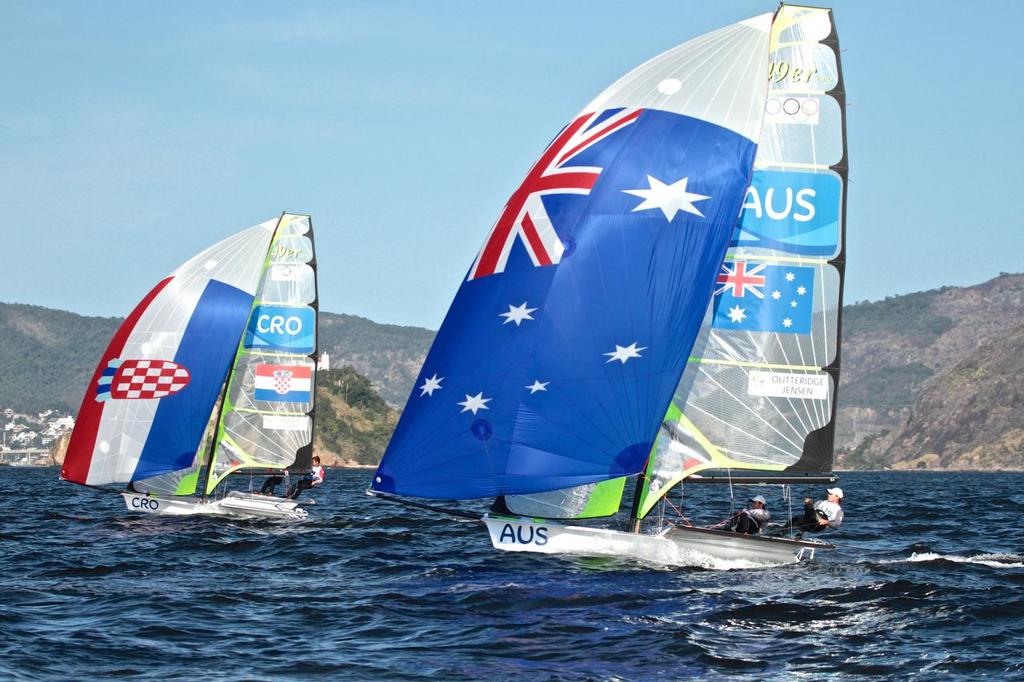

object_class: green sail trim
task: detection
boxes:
[500,475,628,520]
[174,469,200,496]
[577,476,627,518]
[634,404,784,521]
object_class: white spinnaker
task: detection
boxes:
[85,221,276,486]
[583,13,772,140]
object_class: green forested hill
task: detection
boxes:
[314,367,398,465]
[0,304,119,414]
[6,271,1024,470]
[0,304,433,414]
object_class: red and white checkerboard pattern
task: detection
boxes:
[110,359,191,400]
[273,370,294,395]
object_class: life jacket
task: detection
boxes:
[814,500,843,528]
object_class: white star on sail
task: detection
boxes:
[797,286,807,295]
[525,380,549,394]
[500,302,537,326]
[623,175,711,220]
[727,305,746,323]
[604,342,646,364]
[771,290,782,300]
[790,300,798,308]
[458,392,491,415]
[419,373,443,397]
[785,272,796,282]
[782,318,793,328]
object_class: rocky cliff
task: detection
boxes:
[837,273,1024,469]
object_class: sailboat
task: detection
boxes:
[61,213,320,520]
[370,4,848,566]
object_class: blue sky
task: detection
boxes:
[2,1,1021,328]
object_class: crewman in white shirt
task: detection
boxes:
[286,455,326,499]
[783,487,844,535]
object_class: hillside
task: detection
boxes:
[9,272,1024,471]
[841,323,1024,470]
[314,366,399,466]
[0,304,432,414]
[0,304,119,415]
[319,312,433,406]
[836,272,1024,469]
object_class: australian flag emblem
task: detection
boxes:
[711,261,814,334]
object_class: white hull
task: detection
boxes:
[483,515,831,567]
[122,491,308,520]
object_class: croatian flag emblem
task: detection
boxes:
[254,364,312,403]
[95,359,191,401]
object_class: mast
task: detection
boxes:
[293,214,319,476]
[627,471,647,533]
[199,375,236,500]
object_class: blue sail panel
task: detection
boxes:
[131,280,253,481]
[372,108,759,499]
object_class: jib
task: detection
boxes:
[499,523,548,546]
[131,496,160,511]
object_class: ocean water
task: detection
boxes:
[2,468,1022,680]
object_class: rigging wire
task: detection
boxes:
[368,490,481,521]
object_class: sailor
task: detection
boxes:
[784,487,844,534]
[287,456,325,499]
[728,495,772,535]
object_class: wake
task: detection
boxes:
[902,552,1024,568]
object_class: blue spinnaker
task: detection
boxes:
[373,110,759,499]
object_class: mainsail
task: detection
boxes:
[205,214,318,494]
[372,15,773,500]
[635,5,848,519]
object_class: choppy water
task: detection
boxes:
[2,468,1023,679]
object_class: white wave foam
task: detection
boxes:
[904,552,1024,568]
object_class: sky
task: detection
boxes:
[2,1,1021,329]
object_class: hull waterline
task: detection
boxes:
[483,515,832,566]
[122,491,308,520]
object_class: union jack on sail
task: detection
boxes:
[467,108,642,280]
[715,261,766,298]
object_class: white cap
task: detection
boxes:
[827,487,844,499]
[749,495,767,505]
